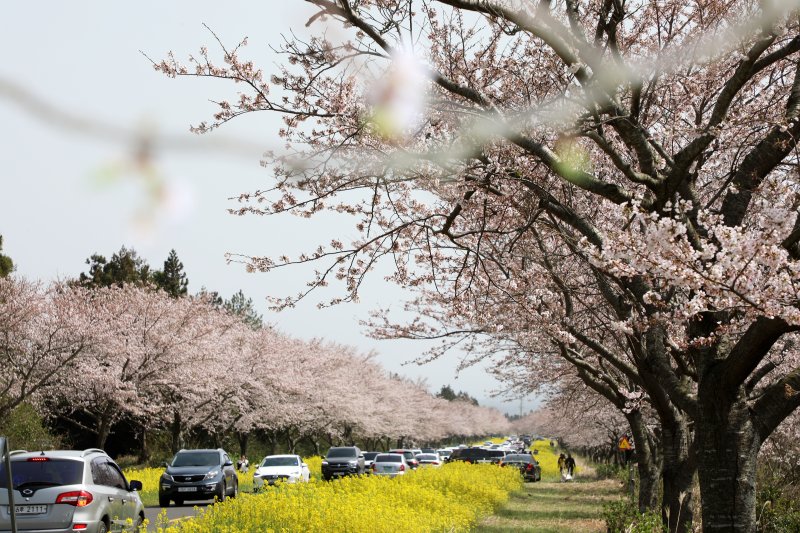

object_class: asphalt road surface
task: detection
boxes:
[144,501,209,531]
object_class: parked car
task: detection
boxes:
[388,449,420,469]
[159,448,238,507]
[253,455,310,490]
[436,449,453,462]
[500,454,542,481]
[321,447,365,480]
[415,453,443,467]
[420,447,437,455]
[449,447,506,464]
[0,448,145,533]
[370,454,408,478]
[362,452,380,474]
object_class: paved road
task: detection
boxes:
[144,501,209,530]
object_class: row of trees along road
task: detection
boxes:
[151,1,800,531]
[0,245,510,460]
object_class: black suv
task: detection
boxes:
[321,447,365,480]
[449,447,506,464]
[159,449,238,506]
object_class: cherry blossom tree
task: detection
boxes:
[0,278,101,423]
[153,0,800,530]
[50,285,240,448]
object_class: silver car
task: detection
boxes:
[0,448,144,533]
[370,454,408,478]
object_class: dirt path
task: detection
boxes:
[475,478,623,532]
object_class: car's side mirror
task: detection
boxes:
[302,463,308,468]
[162,462,170,468]
[224,460,234,467]
[358,454,364,460]
[129,480,143,491]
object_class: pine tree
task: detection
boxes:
[78,246,151,288]
[0,235,13,278]
[153,249,189,298]
[224,290,263,329]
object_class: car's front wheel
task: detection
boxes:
[230,478,239,498]
[217,481,227,502]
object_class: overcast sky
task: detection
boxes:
[1,1,536,414]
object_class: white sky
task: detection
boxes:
[1,1,537,413]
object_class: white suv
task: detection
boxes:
[0,448,144,533]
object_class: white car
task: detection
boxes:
[371,454,408,477]
[253,455,310,490]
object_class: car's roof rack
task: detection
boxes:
[81,448,106,457]
[9,450,28,456]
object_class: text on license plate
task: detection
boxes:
[177,487,198,492]
[13,505,47,514]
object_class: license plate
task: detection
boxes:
[13,505,47,514]
[177,487,198,492]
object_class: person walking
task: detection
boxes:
[565,454,576,476]
[557,453,566,474]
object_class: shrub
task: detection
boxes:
[603,500,665,533]
[595,462,624,480]
[0,403,61,451]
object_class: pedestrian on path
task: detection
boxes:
[565,454,575,476]
[557,453,566,474]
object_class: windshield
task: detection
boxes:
[260,457,299,467]
[171,452,220,467]
[0,459,83,489]
[326,448,356,459]
[363,452,380,460]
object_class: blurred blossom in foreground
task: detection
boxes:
[368,47,428,142]
[91,131,196,241]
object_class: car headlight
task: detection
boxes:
[348,460,357,466]
[161,473,173,482]
[204,470,220,480]
[321,461,328,466]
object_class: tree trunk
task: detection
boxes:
[96,416,112,449]
[660,415,695,533]
[237,431,249,457]
[696,386,760,532]
[625,411,660,512]
[170,411,182,455]
[137,427,150,464]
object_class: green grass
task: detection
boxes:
[475,479,623,532]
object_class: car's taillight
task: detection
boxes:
[399,464,405,471]
[56,491,93,507]
[371,463,376,471]
[526,464,533,471]
[72,524,88,531]
[28,457,49,462]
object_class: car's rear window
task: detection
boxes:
[375,454,402,463]
[417,454,438,461]
[172,452,219,466]
[505,454,533,462]
[0,459,83,488]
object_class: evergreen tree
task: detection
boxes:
[0,235,13,278]
[437,385,457,401]
[153,249,189,298]
[224,290,263,329]
[78,246,151,288]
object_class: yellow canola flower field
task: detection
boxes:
[157,462,522,533]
